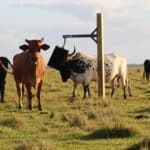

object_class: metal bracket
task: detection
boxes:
[62,28,97,47]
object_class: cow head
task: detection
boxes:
[59,58,89,82]
[47,46,76,70]
[47,46,76,82]
[19,37,50,64]
[59,63,72,82]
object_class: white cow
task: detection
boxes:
[68,52,132,99]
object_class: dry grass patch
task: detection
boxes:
[60,113,69,122]
[14,139,55,150]
[69,113,88,130]
[87,110,97,120]
[0,114,24,129]
[14,139,34,150]
[39,139,55,150]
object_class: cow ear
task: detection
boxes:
[19,44,29,51]
[41,44,50,50]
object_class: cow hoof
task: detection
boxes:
[83,96,88,99]
[19,105,22,109]
[38,107,42,111]
[29,106,32,110]
[110,95,113,99]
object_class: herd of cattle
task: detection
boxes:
[0,37,148,110]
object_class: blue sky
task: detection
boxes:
[0,0,150,64]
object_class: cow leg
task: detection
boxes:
[123,86,127,99]
[0,81,5,102]
[146,73,149,82]
[1,90,4,102]
[22,84,25,101]
[72,82,78,97]
[127,79,132,97]
[0,84,5,102]
[116,76,120,88]
[83,84,89,99]
[120,76,127,99]
[110,75,118,98]
[37,81,42,111]
[87,84,91,98]
[111,80,115,98]
[16,83,23,109]
[25,84,32,110]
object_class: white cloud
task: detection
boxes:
[2,0,150,64]
[13,0,128,23]
[143,0,150,11]
[15,0,124,6]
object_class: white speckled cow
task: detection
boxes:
[48,46,132,99]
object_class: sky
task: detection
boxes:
[0,0,150,64]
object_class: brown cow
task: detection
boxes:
[13,37,50,110]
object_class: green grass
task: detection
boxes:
[0,66,149,150]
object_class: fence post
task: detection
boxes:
[97,13,105,99]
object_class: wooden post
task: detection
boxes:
[97,13,105,98]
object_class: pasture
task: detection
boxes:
[0,66,149,150]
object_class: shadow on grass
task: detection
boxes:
[126,138,150,150]
[135,86,147,91]
[143,88,150,93]
[135,107,150,113]
[81,128,135,140]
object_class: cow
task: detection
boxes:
[0,38,50,110]
[0,57,13,102]
[48,46,132,99]
[143,59,150,82]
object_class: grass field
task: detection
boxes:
[0,66,149,150]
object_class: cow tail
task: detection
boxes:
[7,58,13,68]
[0,61,13,74]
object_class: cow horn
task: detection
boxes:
[41,37,44,41]
[74,46,76,52]
[68,46,76,56]
[25,39,30,43]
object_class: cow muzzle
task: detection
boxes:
[31,56,38,64]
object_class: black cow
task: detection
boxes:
[143,59,150,82]
[0,57,13,102]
